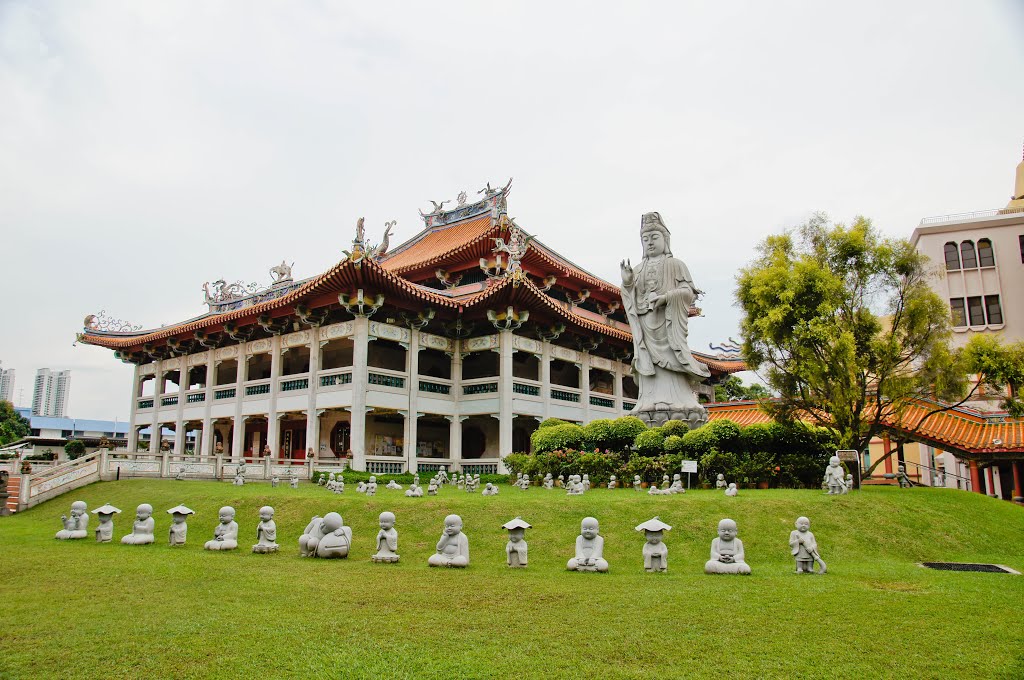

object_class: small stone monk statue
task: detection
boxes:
[56,500,89,540]
[166,505,195,546]
[204,506,239,550]
[314,512,352,558]
[608,475,618,489]
[427,477,439,495]
[897,465,913,489]
[704,518,751,575]
[92,503,120,543]
[288,468,299,489]
[582,474,591,491]
[252,506,279,554]
[824,456,846,495]
[716,473,727,489]
[789,516,825,574]
[299,515,326,556]
[633,475,642,491]
[371,511,399,563]
[844,473,853,494]
[121,503,155,545]
[635,517,672,572]
[482,482,499,496]
[669,473,685,494]
[365,476,377,497]
[567,517,609,572]
[503,517,531,568]
[543,473,554,489]
[428,514,470,568]
[725,482,738,497]
[271,475,280,488]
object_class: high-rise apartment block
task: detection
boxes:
[0,362,14,403]
[32,368,70,417]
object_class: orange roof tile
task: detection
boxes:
[380,215,494,273]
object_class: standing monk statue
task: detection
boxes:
[620,212,710,428]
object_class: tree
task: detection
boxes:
[64,439,87,460]
[714,376,771,403]
[736,213,979,455]
[0,400,30,446]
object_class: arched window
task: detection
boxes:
[943,242,960,270]
[977,238,995,267]
[960,241,978,269]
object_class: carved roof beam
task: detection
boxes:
[338,289,385,318]
[573,335,602,352]
[444,316,474,339]
[401,308,436,330]
[166,337,196,356]
[295,303,329,327]
[257,314,290,335]
[537,274,557,292]
[435,268,464,290]
[535,323,566,342]
[224,322,254,343]
[194,330,220,349]
[487,306,529,332]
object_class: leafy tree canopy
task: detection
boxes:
[0,400,30,447]
[714,376,771,403]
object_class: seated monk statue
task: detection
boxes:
[314,512,353,559]
[204,506,239,550]
[704,518,751,575]
[567,517,609,572]
[121,504,156,545]
[56,500,89,540]
[427,514,470,568]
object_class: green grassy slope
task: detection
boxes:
[1,481,1022,679]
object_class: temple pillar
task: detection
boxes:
[498,331,514,465]
[968,460,982,494]
[267,334,282,457]
[406,329,421,473]
[984,465,996,497]
[173,356,187,456]
[150,358,163,453]
[1012,461,1023,503]
[541,341,551,420]
[882,435,893,475]
[448,339,463,471]
[349,316,370,471]
[231,339,247,462]
[581,353,591,424]
[612,360,623,414]
[127,363,141,452]
[202,347,215,455]
[305,331,323,458]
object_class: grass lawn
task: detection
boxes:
[1,481,1022,679]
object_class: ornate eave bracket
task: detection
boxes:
[487,306,529,332]
[339,289,385,318]
[536,323,566,342]
[401,308,436,330]
[295,303,329,327]
[224,322,254,343]
[435,268,464,290]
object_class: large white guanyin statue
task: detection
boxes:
[620,212,710,428]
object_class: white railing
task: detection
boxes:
[919,205,1024,225]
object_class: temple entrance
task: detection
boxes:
[330,420,351,457]
[280,415,308,459]
[244,418,268,460]
[460,416,498,459]
[513,416,538,454]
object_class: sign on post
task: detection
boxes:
[681,459,698,489]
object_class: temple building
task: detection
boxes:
[77,184,745,474]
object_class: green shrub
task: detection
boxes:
[660,420,689,438]
[582,419,614,451]
[663,434,684,454]
[704,419,742,451]
[64,439,87,460]
[698,448,738,483]
[739,422,775,455]
[633,428,665,456]
[735,451,777,485]
[608,416,647,449]
[538,418,568,429]
[531,423,585,454]
[619,452,672,483]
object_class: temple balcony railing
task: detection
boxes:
[137,398,154,410]
[461,460,501,475]
[213,387,237,400]
[244,379,272,400]
[279,373,310,393]
[318,368,353,390]
[418,378,453,396]
[512,379,542,399]
[550,386,582,403]
[366,458,405,474]
[185,390,206,404]
[462,377,499,398]
[160,395,179,407]
[367,367,407,391]
[589,394,616,410]
[416,460,452,473]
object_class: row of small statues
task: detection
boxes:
[55,500,826,574]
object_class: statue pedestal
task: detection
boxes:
[632,403,707,429]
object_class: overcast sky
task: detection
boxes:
[1,1,1022,420]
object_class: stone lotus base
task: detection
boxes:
[371,554,400,563]
[633,403,708,429]
[252,544,279,554]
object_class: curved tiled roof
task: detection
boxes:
[381,214,495,274]
[706,400,1024,456]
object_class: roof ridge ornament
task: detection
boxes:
[83,310,142,334]
[420,178,512,228]
[481,215,533,286]
[345,217,396,265]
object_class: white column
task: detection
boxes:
[127,363,141,452]
[406,329,420,473]
[613,360,624,413]
[150,358,163,453]
[231,340,246,461]
[498,330,514,463]
[541,341,551,420]
[267,335,282,458]
[305,332,322,458]
[581,353,591,424]
[449,339,463,471]
[173,358,187,457]
[349,317,370,471]
[201,348,215,456]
